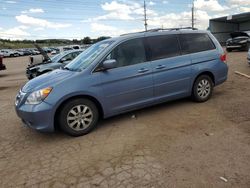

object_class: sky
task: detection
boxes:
[0,0,249,40]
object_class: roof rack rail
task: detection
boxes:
[120,27,198,36]
[147,27,198,32]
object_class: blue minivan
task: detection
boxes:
[15,29,228,136]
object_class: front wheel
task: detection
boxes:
[59,98,99,136]
[192,75,214,102]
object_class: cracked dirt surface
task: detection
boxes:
[0,51,250,188]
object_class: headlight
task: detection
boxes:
[25,87,52,105]
[239,40,247,43]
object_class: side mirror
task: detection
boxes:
[102,59,117,70]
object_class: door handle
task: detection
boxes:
[138,68,149,73]
[155,65,165,69]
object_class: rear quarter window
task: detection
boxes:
[179,33,216,54]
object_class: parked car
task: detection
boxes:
[226,31,250,52]
[0,49,19,57]
[15,50,24,56]
[0,55,6,70]
[26,49,83,79]
[23,49,31,56]
[15,29,228,136]
[247,48,250,65]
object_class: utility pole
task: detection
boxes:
[144,0,148,31]
[191,0,194,29]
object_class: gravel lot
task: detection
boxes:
[0,52,250,188]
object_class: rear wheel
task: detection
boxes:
[226,48,232,52]
[59,98,99,136]
[192,75,214,102]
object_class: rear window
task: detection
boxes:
[147,34,181,61]
[179,33,215,54]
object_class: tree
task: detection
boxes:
[82,37,91,44]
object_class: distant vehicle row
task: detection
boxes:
[0,49,40,57]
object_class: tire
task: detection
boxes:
[226,48,232,52]
[58,98,99,136]
[10,54,14,57]
[245,43,250,51]
[192,75,214,102]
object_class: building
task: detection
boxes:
[209,12,250,45]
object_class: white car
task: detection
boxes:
[248,48,250,65]
[0,49,19,57]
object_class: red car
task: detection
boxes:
[0,55,6,70]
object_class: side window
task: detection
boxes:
[107,38,146,68]
[179,33,216,54]
[147,35,181,61]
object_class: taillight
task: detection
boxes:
[220,53,227,63]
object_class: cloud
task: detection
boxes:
[15,15,72,29]
[90,22,143,37]
[82,1,157,22]
[228,0,250,6]
[34,27,45,31]
[0,26,30,40]
[239,6,250,12]
[149,1,155,6]
[162,1,168,4]
[21,8,44,14]
[147,10,210,29]
[5,1,16,3]
[194,0,229,12]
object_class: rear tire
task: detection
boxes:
[192,75,214,102]
[59,98,99,136]
[226,48,232,52]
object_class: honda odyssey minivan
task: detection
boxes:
[15,29,228,136]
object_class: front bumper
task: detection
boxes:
[26,67,38,79]
[226,42,247,49]
[15,102,55,132]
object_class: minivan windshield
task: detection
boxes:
[65,40,113,71]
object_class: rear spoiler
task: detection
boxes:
[33,43,51,62]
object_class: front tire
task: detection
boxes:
[192,75,214,102]
[59,98,99,136]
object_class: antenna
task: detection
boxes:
[144,0,148,31]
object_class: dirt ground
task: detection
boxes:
[0,52,250,188]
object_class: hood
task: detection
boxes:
[28,60,51,68]
[230,32,250,38]
[22,69,76,93]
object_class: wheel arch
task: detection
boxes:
[193,71,215,86]
[54,94,104,130]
